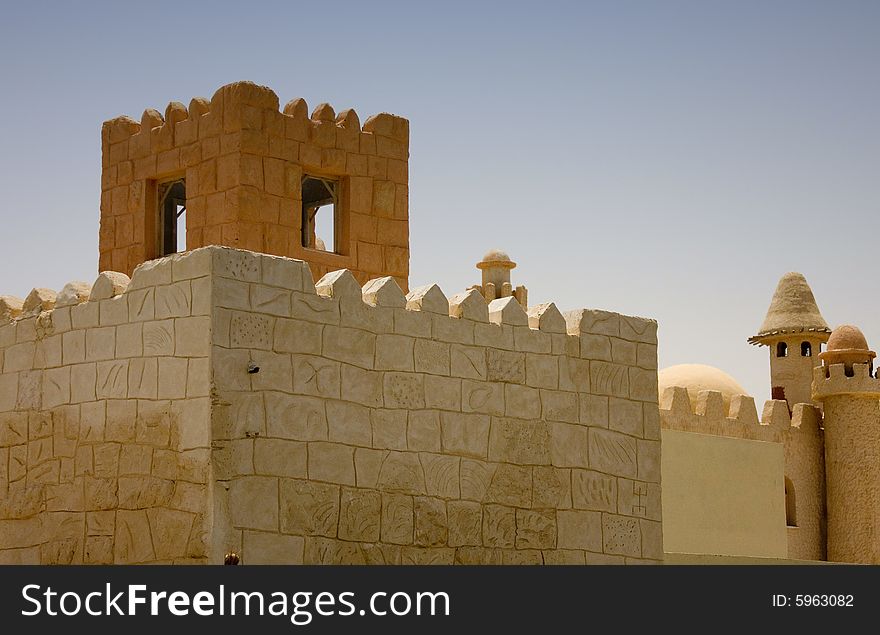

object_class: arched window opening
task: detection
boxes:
[784,477,797,527]
[801,341,811,357]
[777,342,788,358]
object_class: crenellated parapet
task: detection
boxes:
[812,363,880,401]
[659,386,822,443]
[102,82,408,164]
[1,248,656,364]
[100,81,410,292]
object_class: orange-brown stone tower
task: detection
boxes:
[99,81,410,290]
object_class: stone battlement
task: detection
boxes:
[1,248,657,367]
[812,363,880,399]
[102,81,407,159]
[659,386,822,442]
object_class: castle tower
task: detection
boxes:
[748,272,830,408]
[812,325,880,563]
[99,81,411,290]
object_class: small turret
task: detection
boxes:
[748,272,830,408]
[812,324,880,564]
[469,249,528,308]
[818,324,876,373]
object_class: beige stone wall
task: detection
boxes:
[0,253,213,564]
[661,429,787,558]
[659,387,825,560]
[208,248,662,565]
[0,246,661,565]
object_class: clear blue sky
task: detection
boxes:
[1,1,878,403]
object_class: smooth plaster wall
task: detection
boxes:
[659,387,825,560]
[661,429,787,559]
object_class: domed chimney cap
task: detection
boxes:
[826,324,869,352]
[476,249,516,270]
[819,324,875,366]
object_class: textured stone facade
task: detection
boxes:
[210,248,662,564]
[0,259,213,564]
[0,247,661,564]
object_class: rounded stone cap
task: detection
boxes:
[476,249,516,270]
[826,324,869,352]
[819,324,875,365]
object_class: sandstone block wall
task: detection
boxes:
[0,254,213,564]
[100,81,410,290]
[1,246,662,565]
[659,386,825,561]
[209,248,662,565]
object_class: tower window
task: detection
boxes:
[801,341,812,357]
[158,178,186,256]
[784,477,797,527]
[301,175,338,252]
[776,342,788,358]
[771,386,786,401]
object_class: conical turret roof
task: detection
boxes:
[748,272,830,345]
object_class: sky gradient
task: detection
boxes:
[1,1,878,403]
